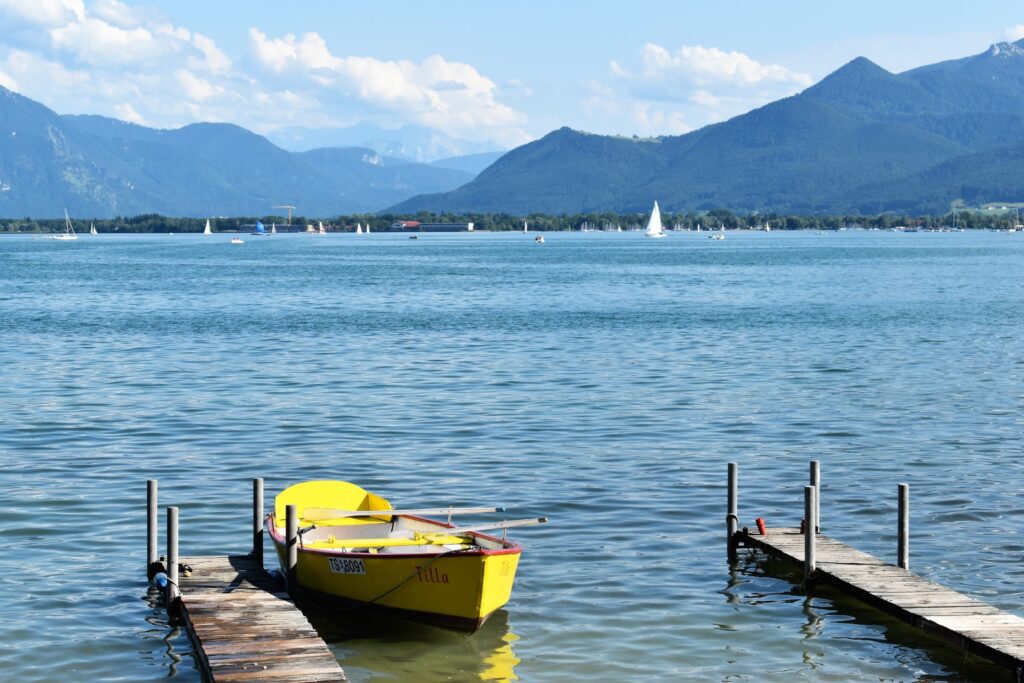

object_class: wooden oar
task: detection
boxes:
[302,506,505,522]
[303,517,548,550]
[442,517,548,535]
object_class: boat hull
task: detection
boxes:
[269,522,520,632]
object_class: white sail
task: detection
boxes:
[356,223,362,234]
[52,208,78,240]
[203,219,212,235]
[366,223,371,234]
[523,221,528,233]
[90,223,97,236]
[318,220,325,234]
[271,223,277,234]
[644,201,665,238]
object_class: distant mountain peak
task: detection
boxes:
[803,55,895,98]
[832,56,890,77]
[985,41,1024,58]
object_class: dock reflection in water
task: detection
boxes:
[306,607,521,682]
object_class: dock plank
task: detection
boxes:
[176,555,346,683]
[738,527,1024,675]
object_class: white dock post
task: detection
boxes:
[898,483,909,570]
[252,478,264,565]
[286,504,298,595]
[727,462,738,560]
[804,486,816,578]
[810,460,820,532]
[147,479,158,574]
[167,506,180,602]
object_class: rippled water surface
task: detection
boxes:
[1,231,1023,682]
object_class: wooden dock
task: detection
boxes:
[740,527,1024,674]
[727,461,1024,679]
[176,554,347,683]
[147,479,346,682]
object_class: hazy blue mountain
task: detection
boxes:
[393,40,1024,215]
[0,87,476,218]
[429,151,505,175]
[296,147,472,210]
[265,122,505,162]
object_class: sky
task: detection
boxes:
[0,0,1022,151]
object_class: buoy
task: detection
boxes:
[756,518,767,536]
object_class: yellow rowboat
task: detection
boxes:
[267,480,544,632]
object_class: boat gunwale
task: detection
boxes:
[266,513,522,559]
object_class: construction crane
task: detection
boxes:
[272,204,296,226]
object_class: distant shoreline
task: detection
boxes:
[0,208,1016,233]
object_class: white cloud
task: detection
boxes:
[0,0,84,27]
[2,48,89,90]
[190,33,230,73]
[90,0,141,28]
[0,3,526,151]
[176,69,221,101]
[113,101,143,123]
[586,42,811,136]
[50,17,166,66]
[623,43,812,97]
[248,29,529,145]
[1005,25,1024,42]
[0,68,17,90]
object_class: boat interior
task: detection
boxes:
[293,515,508,554]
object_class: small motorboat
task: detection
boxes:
[230,237,244,244]
[267,480,545,631]
[409,235,419,240]
[534,235,544,244]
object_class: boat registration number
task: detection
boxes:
[328,558,366,575]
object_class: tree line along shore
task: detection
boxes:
[0,209,1019,233]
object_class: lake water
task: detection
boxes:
[1,230,1022,682]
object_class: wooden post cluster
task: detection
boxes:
[167,505,180,602]
[898,483,909,570]
[809,460,820,532]
[286,503,298,595]
[726,462,738,561]
[147,479,158,575]
[252,477,264,565]
[804,485,816,578]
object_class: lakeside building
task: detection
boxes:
[391,220,474,232]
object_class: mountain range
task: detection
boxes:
[393,40,1024,215]
[264,122,505,163]
[4,39,1024,219]
[0,89,482,218]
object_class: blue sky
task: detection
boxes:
[0,0,1022,151]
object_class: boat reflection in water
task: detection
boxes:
[305,606,521,682]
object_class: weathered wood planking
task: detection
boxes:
[738,527,1024,676]
[177,555,347,683]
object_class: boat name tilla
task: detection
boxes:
[416,565,450,584]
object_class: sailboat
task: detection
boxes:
[52,209,78,240]
[89,223,98,236]
[356,223,363,235]
[365,223,371,234]
[318,221,326,235]
[710,225,726,240]
[523,221,528,233]
[203,219,212,235]
[271,223,277,235]
[644,201,666,238]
